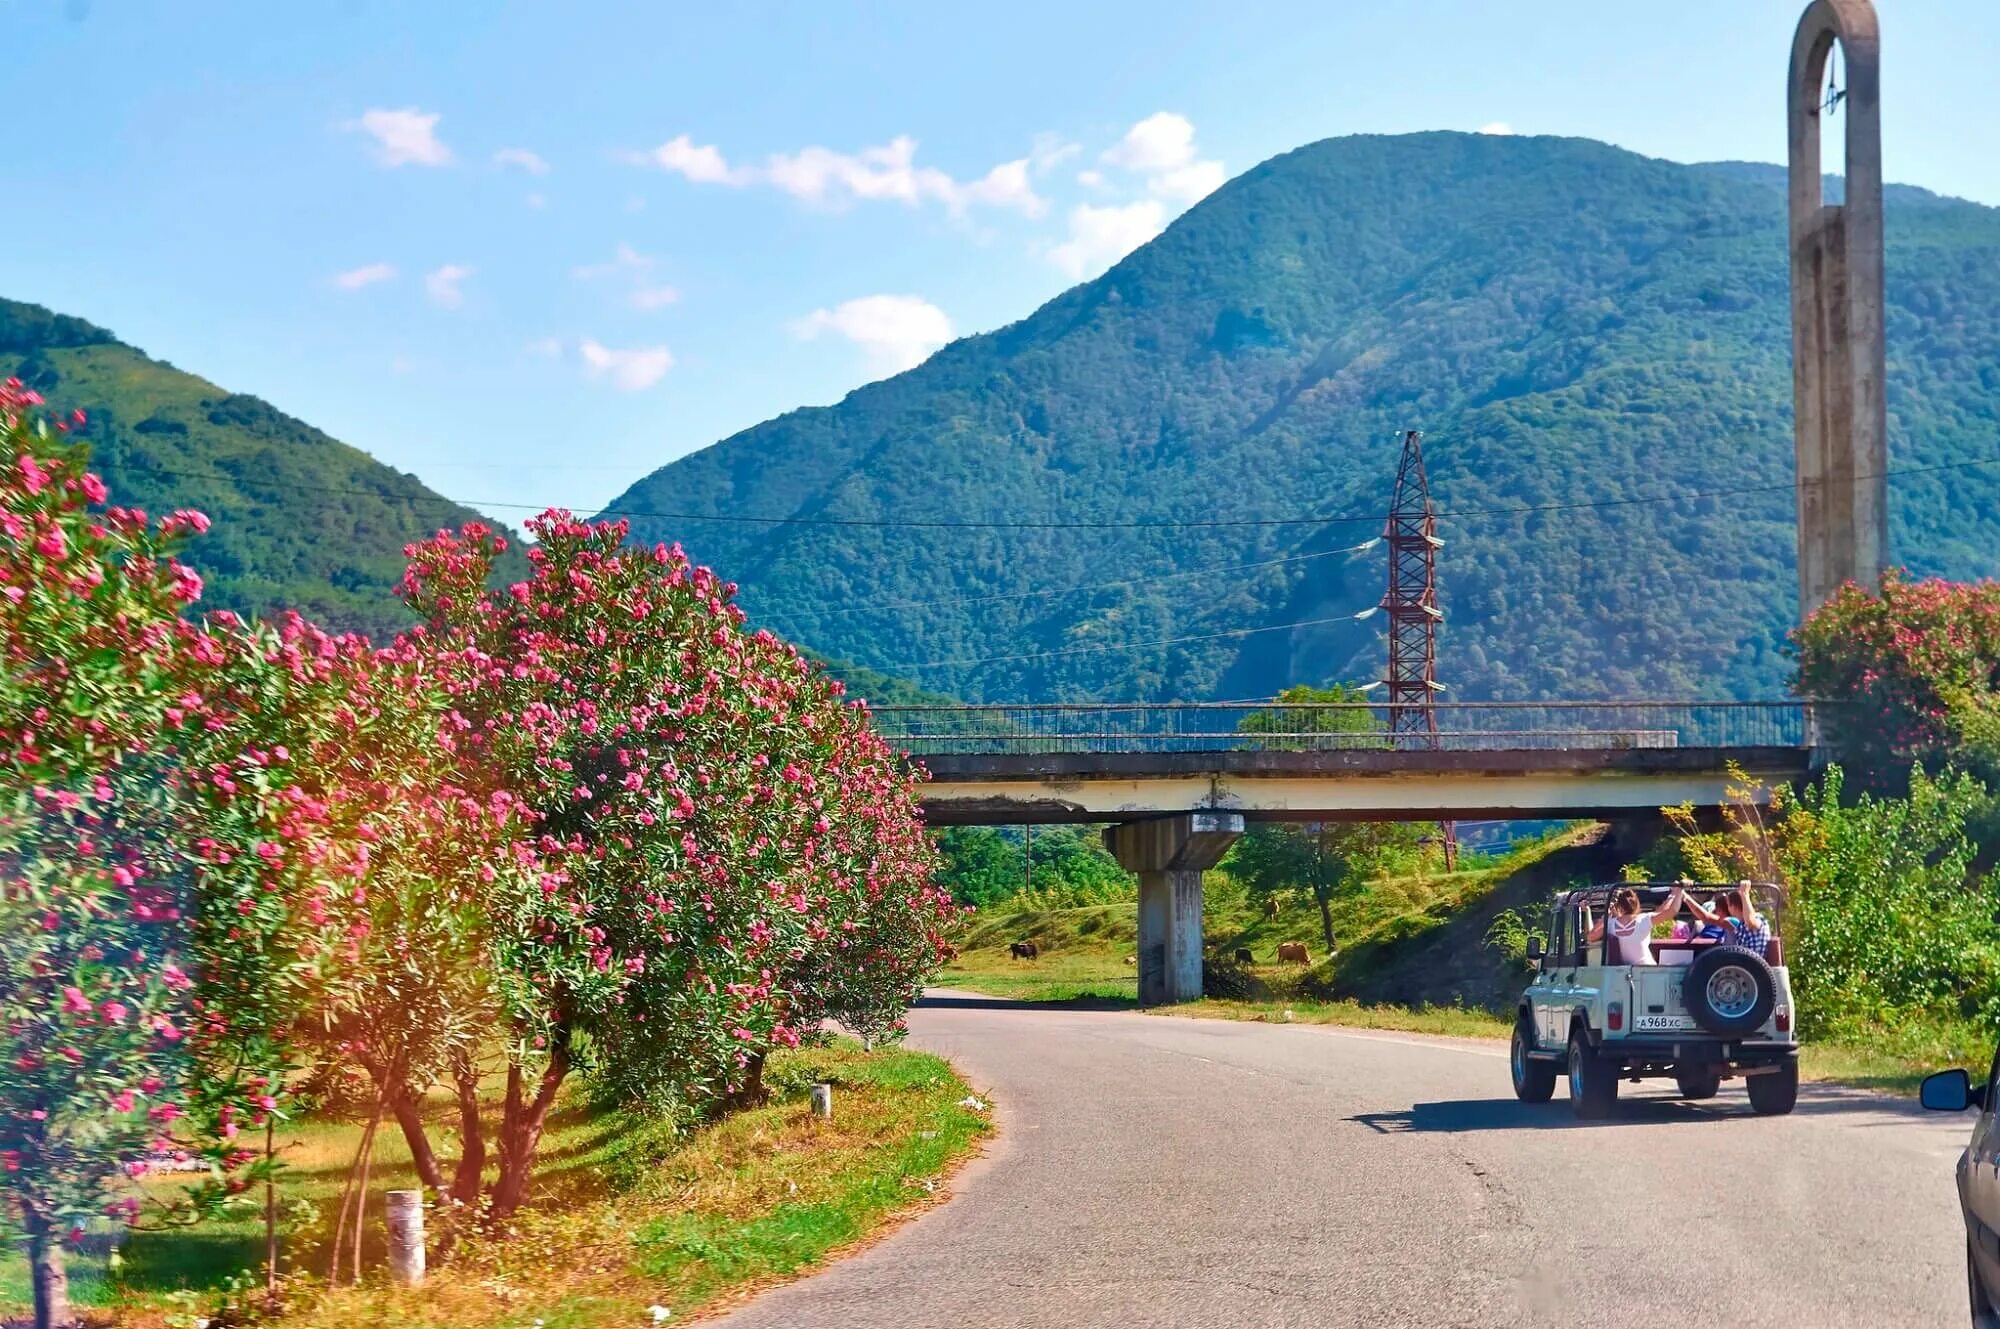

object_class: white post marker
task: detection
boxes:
[385,1189,425,1286]
[810,1083,834,1121]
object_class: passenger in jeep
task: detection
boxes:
[1587,885,1692,965]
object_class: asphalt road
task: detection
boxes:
[714,993,1973,1328]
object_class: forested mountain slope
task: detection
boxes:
[603,133,2000,702]
[1,297,507,637]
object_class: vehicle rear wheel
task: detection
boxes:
[1512,1018,1557,1102]
[1746,1060,1799,1115]
[1674,1066,1722,1099]
[1568,1029,1616,1120]
[1971,1238,2000,1328]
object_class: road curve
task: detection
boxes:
[714,993,1971,1328]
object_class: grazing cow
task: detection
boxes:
[1264,897,1281,920]
[1009,940,1040,960]
[1234,947,1255,965]
[1276,941,1310,964]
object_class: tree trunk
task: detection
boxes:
[1315,889,1338,955]
[726,1051,769,1111]
[27,1218,72,1329]
[448,1049,486,1206]
[388,1083,445,1195]
[489,1045,568,1220]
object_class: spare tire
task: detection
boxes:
[1683,945,1777,1035]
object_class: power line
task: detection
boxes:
[95,450,2000,534]
[890,607,1380,671]
[789,537,1383,619]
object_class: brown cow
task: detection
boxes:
[1234,947,1255,964]
[1276,941,1310,964]
[1009,940,1039,960]
[1122,954,1136,966]
[1264,896,1281,921]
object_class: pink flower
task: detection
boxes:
[80,472,108,503]
[16,454,47,494]
[170,563,203,603]
[60,986,92,1015]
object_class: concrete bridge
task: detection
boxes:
[875,701,1819,1004]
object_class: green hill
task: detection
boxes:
[1,297,507,637]
[603,133,2000,702]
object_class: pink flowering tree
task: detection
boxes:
[394,513,949,1216]
[1792,570,2000,786]
[0,380,228,1329]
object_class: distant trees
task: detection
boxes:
[1224,687,1423,952]
[931,825,1129,910]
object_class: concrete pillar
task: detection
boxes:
[1105,813,1244,1005]
[1788,0,1886,617]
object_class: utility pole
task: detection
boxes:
[1382,430,1457,870]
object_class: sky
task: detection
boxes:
[3,0,1997,525]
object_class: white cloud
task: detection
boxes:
[790,294,953,375]
[1101,111,1226,205]
[1076,169,1108,191]
[349,107,452,167]
[524,337,563,358]
[1048,200,1165,280]
[633,134,744,184]
[572,243,655,281]
[1478,121,1515,136]
[424,263,473,309]
[628,285,681,312]
[578,339,674,390]
[1104,111,1199,174]
[631,132,1044,217]
[573,244,678,310]
[1030,133,1081,175]
[526,192,547,209]
[494,146,549,174]
[1150,159,1226,204]
[331,262,396,290]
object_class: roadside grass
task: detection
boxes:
[0,1042,988,1328]
[1159,997,1512,1039]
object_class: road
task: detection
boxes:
[714,993,1972,1329]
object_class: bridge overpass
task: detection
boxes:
[876,701,1820,1004]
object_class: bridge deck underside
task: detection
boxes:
[915,747,1814,825]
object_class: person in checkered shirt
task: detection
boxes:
[1698,883,1770,956]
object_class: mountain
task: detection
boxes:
[1,297,508,638]
[601,133,2000,703]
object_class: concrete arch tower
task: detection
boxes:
[1788,0,1887,616]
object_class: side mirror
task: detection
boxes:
[1921,1068,1984,1112]
[1525,936,1545,962]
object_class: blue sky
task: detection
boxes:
[3,0,1996,523]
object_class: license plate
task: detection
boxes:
[1634,1015,1698,1031]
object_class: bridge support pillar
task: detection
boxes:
[1105,813,1244,1005]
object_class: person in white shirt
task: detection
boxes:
[1586,885,1692,966]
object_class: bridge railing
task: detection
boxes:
[867,701,1814,755]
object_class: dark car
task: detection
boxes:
[1921,1051,2000,1327]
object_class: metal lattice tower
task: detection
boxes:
[1381,429,1456,868]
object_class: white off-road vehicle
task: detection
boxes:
[1510,882,1799,1119]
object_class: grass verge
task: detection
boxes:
[0,1041,989,1328]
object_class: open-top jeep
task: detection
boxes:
[1510,882,1798,1119]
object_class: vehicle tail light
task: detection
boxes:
[1608,1001,1623,1032]
[1775,1007,1791,1034]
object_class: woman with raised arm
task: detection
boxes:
[1587,885,1690,966]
